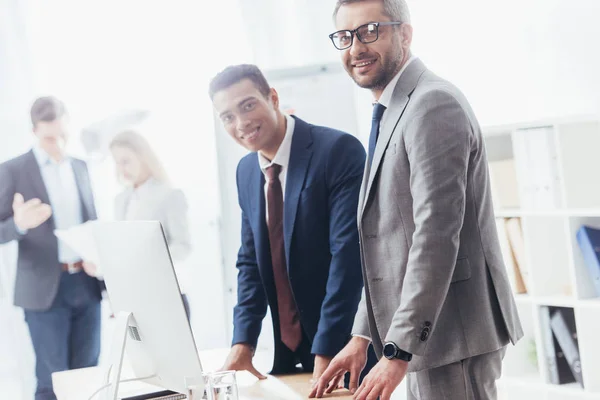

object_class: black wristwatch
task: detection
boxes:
[383,342,412,362]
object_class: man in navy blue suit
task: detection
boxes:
[210,64,375,391]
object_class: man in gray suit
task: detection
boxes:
[0,97,102,400]
[312,1,523,399]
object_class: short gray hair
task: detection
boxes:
[333,0,411,24]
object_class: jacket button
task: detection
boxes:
[420,325,431,342]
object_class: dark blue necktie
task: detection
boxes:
[367,102,387,168]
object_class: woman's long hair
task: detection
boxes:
[109,130,170,185]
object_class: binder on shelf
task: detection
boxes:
[539,306,577,386]
[549,308,584,388]
[489,159,520,209]
[575,225,600,297]
[511,126,563,210]
[496,218,526,294]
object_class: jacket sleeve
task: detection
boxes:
[232,162,268,347]
[0,163,23,244]
[312,134,366,356]
[385,90,471,355]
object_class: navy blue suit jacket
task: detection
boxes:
[232,116,367,371]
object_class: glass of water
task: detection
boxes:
[205,370,239,400]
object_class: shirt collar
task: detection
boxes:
[32,144,72,167]
[32,145,63,166]
[377,55,417,108]
[258,114,295,172]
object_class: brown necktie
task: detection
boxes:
[265,164,302,351]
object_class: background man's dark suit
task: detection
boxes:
[0,150,102,400]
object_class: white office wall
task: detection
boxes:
[239,0,600,125]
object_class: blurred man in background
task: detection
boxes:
[0,96,103,400]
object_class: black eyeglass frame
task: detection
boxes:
[329,21,402,50]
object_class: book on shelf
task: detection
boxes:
[539,306,578,386]
[575,225,600,297]
[511,126,563,210]
[489,159,520,209]
[549,308,585,388]
[504,218,528,294]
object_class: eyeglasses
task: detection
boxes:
[329,22,402,50]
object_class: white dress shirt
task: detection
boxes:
[32,146,83,263]
[258,114,295,222]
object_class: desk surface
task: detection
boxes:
[52,348,353,400]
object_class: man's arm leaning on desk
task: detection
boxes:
[310,134,366,384]
[313,134,366,357]
[222,161,268,380]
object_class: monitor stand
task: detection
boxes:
[101,312,205,400]
[103,311,135,400]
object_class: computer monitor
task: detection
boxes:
[92,221,204,399]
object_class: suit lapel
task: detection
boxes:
[360,59,427,219]
[357,161,369,228]
[71,160,95,221]
[26,150,51,206]
[248,158,271,274]
[283,117,313,266]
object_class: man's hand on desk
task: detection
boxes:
[220,343,267,380]
[309,336,369,398]
[311,355,342,389]
[352,357,407,400]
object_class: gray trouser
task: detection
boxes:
[407,347,507,400]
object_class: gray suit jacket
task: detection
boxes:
[353,59,523,372]
[113,179,191,262]
[0,150,101,311]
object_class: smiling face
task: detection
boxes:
[334,0,413,98]
[212,78,285,160]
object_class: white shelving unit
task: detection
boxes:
[484,117,600,399]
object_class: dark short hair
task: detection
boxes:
[30,96,67,127]
[209,64,271,100]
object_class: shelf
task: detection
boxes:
[546,382,585,395]
[513,294,533,304]
[510,295,600,309]
[495,209,600,218]
[487,117,600,398]
[533,295,577,308]
[577,298,600,308]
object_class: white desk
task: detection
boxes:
[52,348,353,399]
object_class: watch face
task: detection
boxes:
[383,343,396,358]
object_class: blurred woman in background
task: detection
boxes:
[110,130,193,319]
